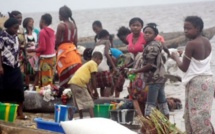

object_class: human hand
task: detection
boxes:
[0,66,4,75]
[92,91,99,99]
[171,52,179,61]
[128,70,136,75]
[113,67,119,74]
[177,50,183,57]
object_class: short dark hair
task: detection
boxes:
[143,22,159,36]
[129,17,144,27]
[117,26,131,38]
[8,10,21,18]
[4,18,19,28]
[23,17,33,28]
[92,20,102,28]
[185,16,204,32]
[41,13,52,25]
[92,51,103,60]
[97,29,109,39]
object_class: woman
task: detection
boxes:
[55,5,82,88]
[117,18,147,114]
[92,30,117,97]
[23,17,39,88]
[8,11,28,88]
[0,18,27,119]
[171,16,214,134]
[27,13,56,87]
[127,18,146,57]
[129,23,169,118]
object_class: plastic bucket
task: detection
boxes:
[94,104,114,118]
[34,118,65,133]
[0,103,18,122]
[54,104,75,123]
[110,109,136,124]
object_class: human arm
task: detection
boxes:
[90,72,98,97]
[55,23,64,49]
[104,41,117,72]
[171,42,192,72]
[162,43,170,57]
[129,43,160,74]
[118,46,129,53]
[0,36,4,75]
[129,64,154,74]
[73,28,78,46]
[32,31,46,53]
[0,50,3,75]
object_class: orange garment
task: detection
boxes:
[57,43,82,76]
[155,35,165,43]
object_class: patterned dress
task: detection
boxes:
[0,30,24,103]
[184,76,215,134]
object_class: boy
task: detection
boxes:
[68,52,102,119]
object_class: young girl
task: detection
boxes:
[92,20,114,47]
[27,14,56,87]
[55,5,82,88]
[171,16,214,134]
[92,20,103,43]
[23,17,39,89]
[0,18,27,119]
[129,23,169,118]
[92,29,117,97]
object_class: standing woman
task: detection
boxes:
[27,14,56,87]
[0,18,27,119]
[55,5,82,88]
[8,11,29,89]
[121,17,146,57]
[129,23,169,117]
[171,16,214,134]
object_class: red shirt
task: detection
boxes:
[36,27,56,56]
[155,35,165,43]
[126,32,146,55]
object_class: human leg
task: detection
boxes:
[40,57,56,86]
[71,84,94,119]
[89,108,94,118]
[78,110,83,119]
[157,84,169,118]
[145,84,159,116]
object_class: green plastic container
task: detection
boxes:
[0,103,18,122]
[94,104,114,118]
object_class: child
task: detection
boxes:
[129,23,169,118]
[68,52,102,119]
[171,16,214,134]
[92,20,114,47]
[27,14,56,87]
[23,17,40,89]
[92,20,103,43]
[147,23,170,58]
[92,29,117,97]
[110,48,126,97]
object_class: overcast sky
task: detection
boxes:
[0,0,209,14]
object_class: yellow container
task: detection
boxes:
[0,103,18,122]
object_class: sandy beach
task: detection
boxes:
[1,1,215,133]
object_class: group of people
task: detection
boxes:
[0,5,214,134]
